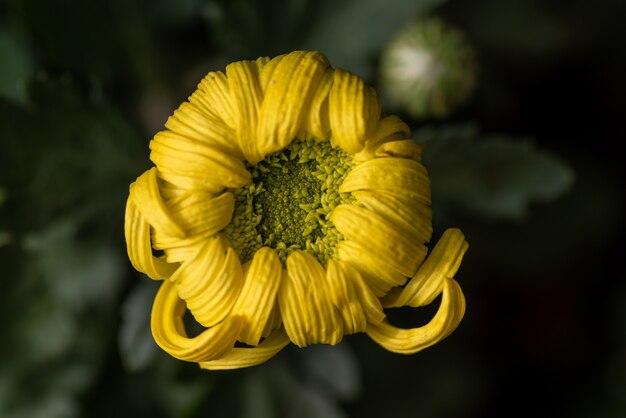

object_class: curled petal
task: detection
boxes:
[366,277,466,354]
[165,102,244,160]
[336,240,407,297]
[227,60,264,163]
[355,115,410,161]
[173,236,244,327]
[303,68,333,140]
[166,191,234,237]
[124,197,177,280]
[375,139,424,162]
[150,131,250,189]
[339,157,430,204]
[257,51,329,156]
[130,167,185,238]
[329,69,381,153]
[231,247,282,346]
[384,228,468,308]
[332,204,426,277]
[151,280,242,362]
[279,251,343,347]
[199,330,290,370]
[192,70,236,129]
[326,260,385,334]
[352,190,432,247]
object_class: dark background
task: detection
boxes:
[1,0,624,417]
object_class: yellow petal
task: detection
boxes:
[329,69,381,153]
[355,115,410,161]
[332,204,426,277]
[351,190,432,246]
[155,169,224,194]
[165,102,244,160]
[375,139,424,162]
[303,68,333,140]
[199,329,290,370]
[279,251,343,347]
[124,196,178,280]
[226,60,263,163]
[151,280,242,362]
[325,259,385,334]
[339,157,430,204]
[343,262,386,325]
[150,131,250,189]
[192,70,236,130]
[258,54,285,92]
[384,228,468,308]
[336,239,408,297]
[167,191,234,237]
[231,247,282,346]
[257,51,329,156]
[162,238,205,264]
[366,277,466,354]
[173,236,244,327]
[130,167,185,238]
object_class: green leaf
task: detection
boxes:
[22,215,126,311]
[118,279,161,372]
[301,343,361,401]
[417,124,575,221]
[301,0,447,79]
[240,372,277,418]
[270,362,347,418]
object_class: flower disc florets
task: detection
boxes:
[124,50,468,370]
[225,138,355,265]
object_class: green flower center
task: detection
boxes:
[224,138,355,266]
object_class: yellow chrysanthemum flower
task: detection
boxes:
[124,51,468,370]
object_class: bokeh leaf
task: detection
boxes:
[119,279,161,372]
[301,343,361,401]
[0,28,34,104]
[416,124,575,220]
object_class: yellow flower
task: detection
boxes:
[124,51,468,370]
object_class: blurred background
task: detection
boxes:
[1,0,624,417]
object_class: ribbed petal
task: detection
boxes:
[166,191,234,237]
[173,236,244,327]
[191,70,236,130]
[199,329,290,370]
[375,139,424,162]
[156,170,224,194]
[259,54,285,92]
[226,60,263,163]
[130,167,185,238]
[332,204,426,277]
[366,277,466,354]
[355,115,410,161]
[150,131,250,189]
[256,51,329,157]
[124,196,178,280]
[329,69,381,153]
[165,102,244,160]
[231,247,282,346]
[326,259,383,335]
[336,240,407,297]
[352,190,432,247]
[303,68,333,140]
[383,228,468,308]
[343,261,386,325]
[151,280,242,362]
[279,251,343,347]
[339,157,430,204]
